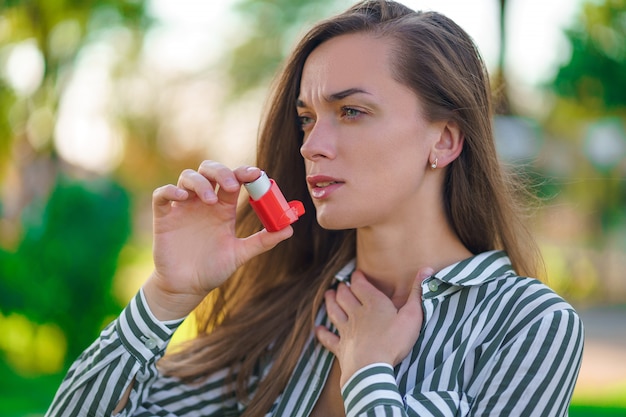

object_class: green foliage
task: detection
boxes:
[0,175,131,365]
[0,0,150,175]
[552,0,626,112]
[0,84,15,174]
[0,0,146,368]
[543,0,626,251]
[226,0,345,97]
[0,359,63,416]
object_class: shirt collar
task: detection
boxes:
[333,250,515,287]
[434,250,516,286]
[334,259,356,283]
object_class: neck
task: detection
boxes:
[355,206,472,308]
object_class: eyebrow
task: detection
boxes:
[296,88,372,108]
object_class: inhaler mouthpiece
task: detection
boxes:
[244,171,305,232]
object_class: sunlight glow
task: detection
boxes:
[0,312,67,374]
[51,0,587,173]
[401,0,583,86]
[54,43,124,174]
[3,39,45,96]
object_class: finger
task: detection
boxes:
[325,289,349,324]
[411,267,434,301]
[237,226,294,264]
[417,266,435,281]
[315,325,340,355]
[198,160,240,195]
[177,169,218,204]
[334,282,362,313]
[349,270,387,305]
[401,266,434,314]
[152,184,188,216]
[409,266,435,304]
[233,165,263,184]
[198,161,244,206]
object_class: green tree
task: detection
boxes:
[0,175,131,365]
[551,0,626,113]
[544,0,626,249]
[226,0,344,98]
[0,2,145,411]
[0,0,151,177]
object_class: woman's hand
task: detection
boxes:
[143,161,294,321]
[316,267,434,387]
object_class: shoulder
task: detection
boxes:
[484,274,577,319]
[463,275,584,351]
[485,274,573,309]
[430,250,583,343]
[435,250,579,320]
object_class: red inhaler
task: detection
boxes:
[244,171,305,232]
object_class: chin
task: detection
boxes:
[315,211,360,230]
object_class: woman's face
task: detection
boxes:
[298,33,444,230]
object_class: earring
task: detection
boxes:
[430,157,438,169]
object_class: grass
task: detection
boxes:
[569,405,626,416]
[0,361,63,417]
[571,379,626,414]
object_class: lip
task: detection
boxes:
[306,175,344,199]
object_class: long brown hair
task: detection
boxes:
[159,1,541,415]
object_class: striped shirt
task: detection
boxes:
[46,250,584,416]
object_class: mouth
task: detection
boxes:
[314,181,340,188]
[307,175,343,188]
[307,175,344,199]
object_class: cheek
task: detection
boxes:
[364,146,426,202]
[372,122,427,159]
[373,141,425,179]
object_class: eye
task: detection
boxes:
[297,115,315,131]
[341,106,364,119]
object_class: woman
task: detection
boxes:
[47,1,583,416]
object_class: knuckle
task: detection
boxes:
[198,160,214,171]
[198,160,224,174]
[153,184,169,197]
[197,161,235,183]
[177,169,201,187]
[179,168,196,179]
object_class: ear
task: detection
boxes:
[429,120,464,169]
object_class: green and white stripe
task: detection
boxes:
[46,250,583,417]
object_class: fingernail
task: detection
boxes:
[419,268,435,282]
[224,178,238,188]
[203,191,217,202]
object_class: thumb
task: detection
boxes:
[239,226,294,261]
[409,266,435,303]
[399,266,434,317]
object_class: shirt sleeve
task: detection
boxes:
[45,289,184,417]
[341,309,584,417]
[341,363,405,417]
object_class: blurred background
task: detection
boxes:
[0,0,624,415]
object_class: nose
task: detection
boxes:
[299,119,337,161]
